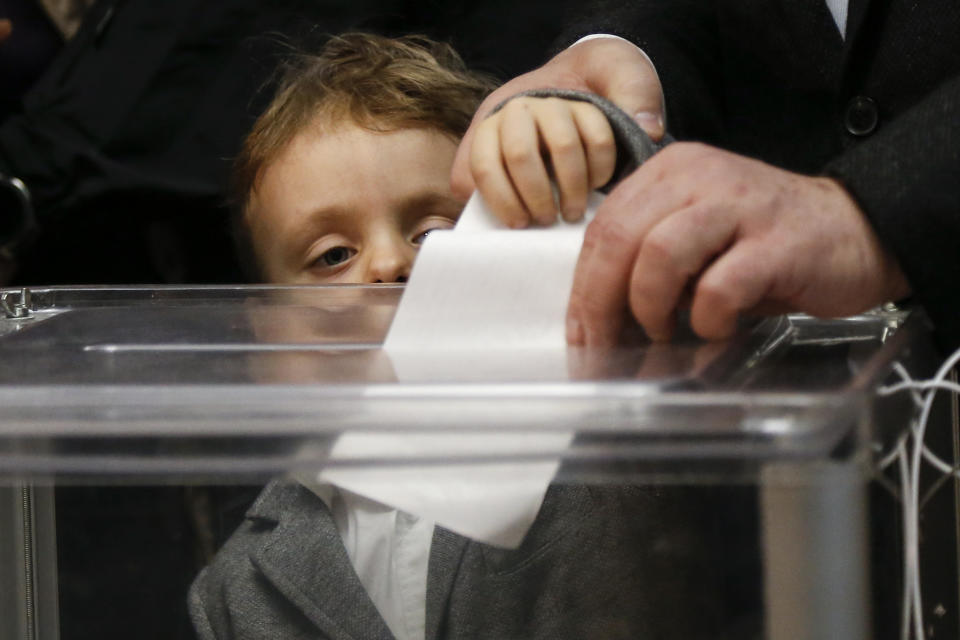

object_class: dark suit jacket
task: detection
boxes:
[189,480,760,639]
[564,0,960,352]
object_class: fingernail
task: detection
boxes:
[566,316,584,344]
[634,111,664,137]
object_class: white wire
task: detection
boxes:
[922,444,960,476]
[877,430,911,470]
[890,362,926,407]
[880,346,960,640]
[907,346,960,639]
[897,438,912,640]
[878,378,960,475]
[879,379,960,398]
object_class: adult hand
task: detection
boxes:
[0,19,11,43]
[451,36,664,200]
[566,142,912,346]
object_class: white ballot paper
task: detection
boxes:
[316,191,604,548]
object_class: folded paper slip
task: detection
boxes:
[314,191,603,548]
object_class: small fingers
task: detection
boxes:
[570,102,616,191]
[535,99,591,222]
[499,101,559,226]
[470,116,534,228]
[470,96,620,228]
[534,99,616,222]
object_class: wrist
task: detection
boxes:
[823,176,913,304]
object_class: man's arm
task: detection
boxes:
[824,73,960,352]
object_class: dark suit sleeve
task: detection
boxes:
[556,0,724,144]
[823,74,960,352]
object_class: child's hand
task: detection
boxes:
[469,97,615,228]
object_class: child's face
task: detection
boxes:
[247,123,462,284]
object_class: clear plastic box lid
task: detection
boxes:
[0,284,915,482]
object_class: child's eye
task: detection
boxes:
[318,246,356,267]
[412,219,455,245]
[412,228,439,245]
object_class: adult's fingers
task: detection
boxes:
[566,214,632,347]
[566,163,681,346]
[627,205,738,341]
[689,240,775,340]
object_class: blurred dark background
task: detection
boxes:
[0,0,576,287]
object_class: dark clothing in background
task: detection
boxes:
[0,0,64,121]
[0,0,575,285]
[564,0,960,353]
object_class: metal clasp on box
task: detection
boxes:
[1,288,32,319]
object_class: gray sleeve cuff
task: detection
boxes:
[490,88,673,192]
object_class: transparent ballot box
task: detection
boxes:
[0,285,920,640]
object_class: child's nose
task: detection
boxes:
[365,242,412,283]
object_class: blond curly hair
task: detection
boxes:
[233,32,496,215]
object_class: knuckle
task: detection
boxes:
[641,224,674,255]
[541,97,569,114]
[530,195,556,215]
[681,203,713,228]
[690,314,730,341]
[628,281,657,320]
[583,216,632,251]
[696,279,740,315]
[502,140,535,166]
[585,133,615,159]
[469,159,496,188]
[561,200,587,220]
[477,115,500,133]
[522,185,557,218]
[641,233,681,273]
[503,98,532,117]
[549,134,581,157]
[574,293,611,325]
[652,146,686,175]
